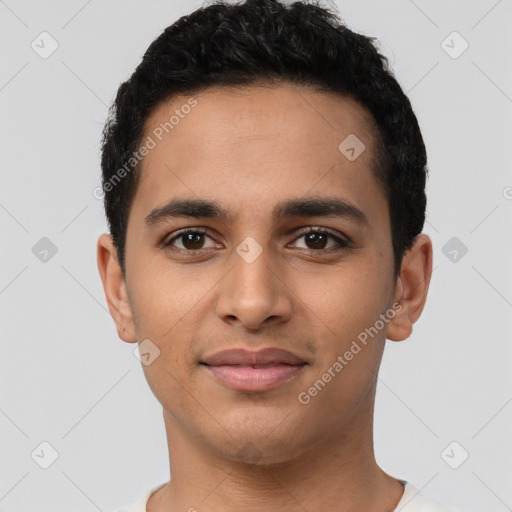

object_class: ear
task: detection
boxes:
[386,234,433,342]
[96,233,137,343]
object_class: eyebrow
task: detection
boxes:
[144,196,370,227]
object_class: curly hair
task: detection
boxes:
[100,0,428,278]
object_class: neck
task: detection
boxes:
[147,387,404,512]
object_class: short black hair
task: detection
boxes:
[100,0,428,278]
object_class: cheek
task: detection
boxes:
[128,254,215,338]
[142,359,201,427]
[294,267,387,420]
[292,257,388,339]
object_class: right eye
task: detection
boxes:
[163,228,219,252]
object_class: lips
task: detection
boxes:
[200,348,308,392]
[201,347,307,366]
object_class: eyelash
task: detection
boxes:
[162,227,350,254]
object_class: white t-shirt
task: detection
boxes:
[116,479,461,511]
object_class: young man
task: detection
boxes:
[97,0,460,510]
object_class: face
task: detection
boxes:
[99,83,425,465]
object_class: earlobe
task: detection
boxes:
[96,233,137,343]
[386,234,433,342]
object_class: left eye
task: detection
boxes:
[290,228,349,251]
[163,228,348,252]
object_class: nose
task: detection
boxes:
[214,242,293,331]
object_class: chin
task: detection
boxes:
[226,439,303,467]
[207,419,309,467]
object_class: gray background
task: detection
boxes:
[1,1,511,511]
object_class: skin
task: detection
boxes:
[97,83,432,511]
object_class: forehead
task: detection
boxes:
[143,83,378,158]
[131,83,386,227]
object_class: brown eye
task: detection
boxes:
[291,228,349,252]
[164,229,217,251]
[181,232,205,250]
[304,231,329,250]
